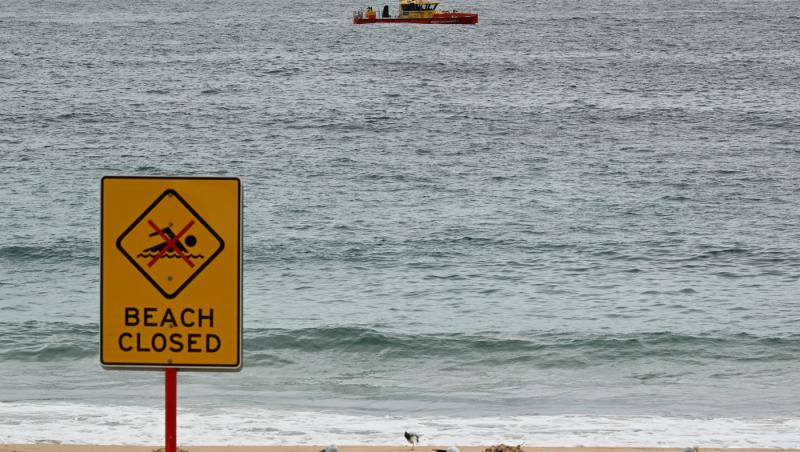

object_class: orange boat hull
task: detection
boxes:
[353,12,478,24]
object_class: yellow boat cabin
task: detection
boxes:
[399,0,440,19]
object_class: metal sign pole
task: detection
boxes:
[166,368,177,452]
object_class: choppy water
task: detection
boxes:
[1,0,800,446]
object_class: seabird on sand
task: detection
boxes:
[405,431,421,449]
[321,445,338,452]
[682,447,699,452]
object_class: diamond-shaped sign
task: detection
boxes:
[116,189,224,299]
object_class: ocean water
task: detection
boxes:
[1,0,800,446]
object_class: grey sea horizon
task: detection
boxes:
[1,0,799,446]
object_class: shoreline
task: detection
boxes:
[2,446,798,452]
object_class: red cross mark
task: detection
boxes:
[147,219,196,268]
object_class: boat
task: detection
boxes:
[353,0,478,24]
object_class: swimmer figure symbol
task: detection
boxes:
[117,189,224,299]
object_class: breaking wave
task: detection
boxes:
[5,322,798,368]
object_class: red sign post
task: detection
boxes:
[166,368,177,452]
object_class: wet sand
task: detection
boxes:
[0,446,795,452]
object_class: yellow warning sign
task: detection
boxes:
[101,177,242,370]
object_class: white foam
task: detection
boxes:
[1,402,799,447]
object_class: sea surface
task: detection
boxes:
[1,0,800,446]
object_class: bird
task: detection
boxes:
[405,431,421,449]
[432,447,460,452]
[320,445,338,452]
[682,447,699,452]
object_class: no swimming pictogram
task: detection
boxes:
[117,189,224,299]
[145,218,197,268]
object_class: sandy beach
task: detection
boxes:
[1,446,796,452]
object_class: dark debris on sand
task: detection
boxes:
[485,445,526,452]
